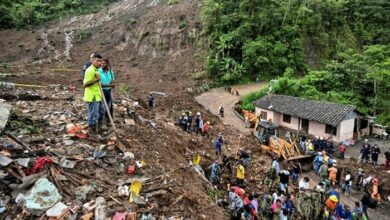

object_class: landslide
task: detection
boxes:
[0,0,270,219]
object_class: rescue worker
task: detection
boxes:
[194,112,202,134]
[202,121,210,137]
[219,106,224,118]
[214,138,222,156]
[371,178,381,204]
[314,152,324,173]
[236,161,245,187]
[370,144,381,166]
[360,140,371,163]
[319,162,329,182]
[385,148,390,170]
[355,168,364,191]
[328,163,338,186]
[222,155,233,173]
[187,111,193,133]
[325,195,339,214]
[238,148,251,167]
[209,160,221,185]
[227,184,244,220]
[147,93,154,109]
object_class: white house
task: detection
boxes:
[253,95,369,142]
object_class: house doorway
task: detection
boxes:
[302,119,309,133]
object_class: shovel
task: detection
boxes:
[98,82,127,153]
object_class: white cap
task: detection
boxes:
[196,112,201,116]
[364,139,368,142]
[318,152,323,155]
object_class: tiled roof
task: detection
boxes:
[253,95,357,126]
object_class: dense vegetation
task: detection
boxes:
[201,0,390,125]
[0,0,118,29]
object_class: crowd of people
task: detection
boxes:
[210,135,387,220]
[177,110,212,136]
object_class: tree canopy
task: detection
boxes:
[201,0,390,125]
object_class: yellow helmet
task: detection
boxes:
[207,121,210,125]
[329,195,338,202]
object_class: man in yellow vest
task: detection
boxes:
[236,161,245,187]
[83,53,104,137]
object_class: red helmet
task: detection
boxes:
[372,178,379,184]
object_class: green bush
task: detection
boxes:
[0,0,119,29]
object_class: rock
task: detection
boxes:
[94,197,107,220]
[15,158,31,167]
[75,185,95,202]
[63,139,75,146]
[0,154,13,166]
[46,202,68,217]
[122,152,135,160]
[23,178,62,214]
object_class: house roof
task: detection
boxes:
[252,95,357,127]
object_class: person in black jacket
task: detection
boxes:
[385,149,390,170]
[371,144,381,166]
[279,169,290,193]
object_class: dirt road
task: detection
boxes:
[195,82,267,133]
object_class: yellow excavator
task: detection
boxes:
[253,117,312,161]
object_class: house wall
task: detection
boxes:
[338,119,355,141]
[308,120,328,138]
[280,115,299,130]
[255,107,274,121]
[254,107,358,142]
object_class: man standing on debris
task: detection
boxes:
[83,53,104,137]
[99,58,115,126]
[214,137,223,156]
[235,161,245,187]
[148,93,154,109]
[209,160,221,185]
[370,144,381,166]
[328,163,338,186]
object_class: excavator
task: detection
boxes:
[253,116,313,161]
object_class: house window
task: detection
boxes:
[261,111,267,120]
[325,124,337,135]
[283,114,291,123]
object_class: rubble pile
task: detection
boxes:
[0,84,268,219]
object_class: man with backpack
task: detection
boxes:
[80,52,97,79]
[83,53,104,138]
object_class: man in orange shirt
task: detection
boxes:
[328,163,338,186]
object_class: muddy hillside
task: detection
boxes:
[0,0,270,219]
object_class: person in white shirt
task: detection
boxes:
[342,170,352,195]
[298,177,310,192]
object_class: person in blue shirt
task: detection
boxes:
[98,58,115,126]
[214,139,222,156]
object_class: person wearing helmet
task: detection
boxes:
[314,152,324,173]
[355,168,364,191]
[325,195,338,211]
[194,112,202,134]
[328,163,338,186]
[371,178,381,203]
[202,121,210,137]
[235,161,245,187]
[187,111,193,133]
